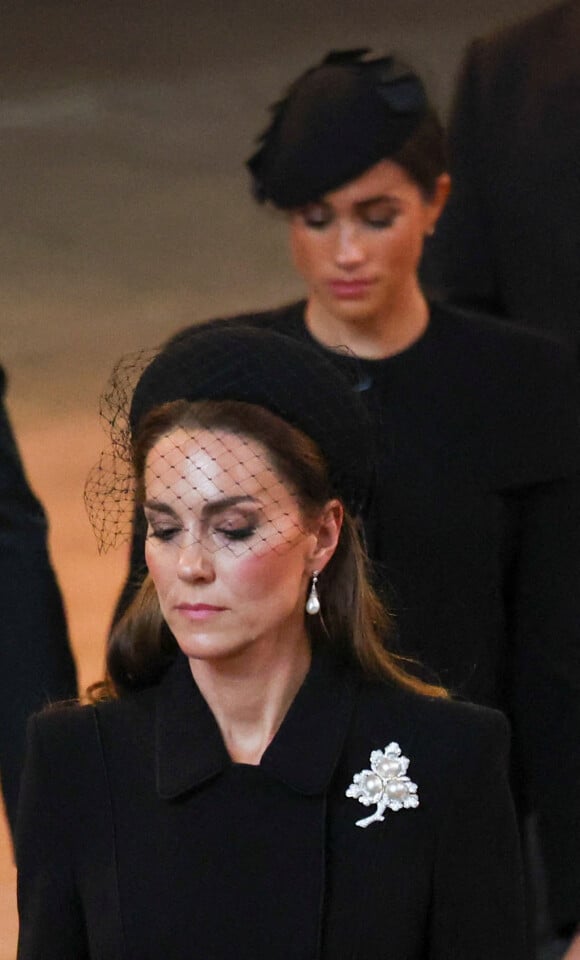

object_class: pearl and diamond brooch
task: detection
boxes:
[346,742,419,828]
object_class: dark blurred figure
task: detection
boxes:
[425,0,580,356]
[0,365,77,840]
[423,5,580,953]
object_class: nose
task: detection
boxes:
[177,537,215,582]
[334,222,365,269]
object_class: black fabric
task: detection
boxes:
[247,49,428,209]
[423,0,580,353]
[0,365,77,839]
[16,648,527,959]
[144,299,580,931]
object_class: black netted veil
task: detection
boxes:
[85,324,376,552]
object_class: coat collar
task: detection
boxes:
[155,647,358,800]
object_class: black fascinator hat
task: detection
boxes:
[130,324,374,517]
[85,324,377,551]
[247,48,428,209]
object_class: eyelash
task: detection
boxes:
[147,524,257,544]
[148,526,179,542]
[214,524,256,542]
[303,212,398,231]
[366,214,398,229]
[304,214,331,230]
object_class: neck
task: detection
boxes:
[188,630,311,765]
[305,281,429,360]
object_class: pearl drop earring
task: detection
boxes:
[306,572,321,615]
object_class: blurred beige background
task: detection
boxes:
[0,0,554,953]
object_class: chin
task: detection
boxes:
[332,300,381,324]
[178,626,267,663]
[173,631,238,661]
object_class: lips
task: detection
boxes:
[175,603,226,620]
[329,279,374,299]
[181,604,224,611]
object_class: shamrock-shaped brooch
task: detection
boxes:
[346,742,419,828]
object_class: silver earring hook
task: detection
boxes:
[306,571,321,615]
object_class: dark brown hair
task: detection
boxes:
[94,399,447,701]
[391,106,448,199]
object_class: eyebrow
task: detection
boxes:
[355,195,401,209]
[307,194,401,212]
[143,495,261,519]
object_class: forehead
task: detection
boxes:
[317,158,418,208]
[145,427,285,502]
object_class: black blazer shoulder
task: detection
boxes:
[26,667,509,796]
[351,675,511,782]
[17,673,514,874]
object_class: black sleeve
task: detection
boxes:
[429,711,528,959]
[508,472,580,931]
[0,371,77,836]
[16,714,89,959]
[423,41,504,315]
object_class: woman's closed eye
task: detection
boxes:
[298,203,400,231]
[363,212,399,229]
[299,204,333,229]
[359,202,400,229]
[215,524,256,541]
[212,511,259,543]
[144,505,184,543]
[147,522,181,542]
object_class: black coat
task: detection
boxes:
[423,0,580,351]
[0,366,77,837]
[113,299,580,931]
[16,648,527,959]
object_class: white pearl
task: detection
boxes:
[306,594,320,615]
[387,780,406,799]
[376,758,401,779]
[362,773,382,796]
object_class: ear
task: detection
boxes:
[307,499,343,574]
[425,172,451,235]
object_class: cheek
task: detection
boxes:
[377,226,422,270]
[224,547,304,602]
[144,543,173,594]
[289,229,323,280]
[145,542,156,578]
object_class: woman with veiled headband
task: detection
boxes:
[16,324,526,957]
[113,49,580,950]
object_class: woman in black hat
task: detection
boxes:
[16,325,526,958]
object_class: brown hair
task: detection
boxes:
[392,106,448,199]
[93,399,447,700]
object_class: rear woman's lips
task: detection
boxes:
[329,279,374,299]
